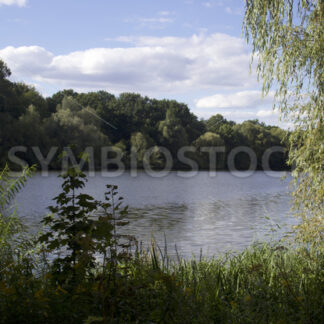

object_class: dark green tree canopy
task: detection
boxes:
[0,60,11,80]
[0,58,289,172]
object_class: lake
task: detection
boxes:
[15,170,295,258]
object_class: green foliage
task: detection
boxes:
[0,60,11,80]
[0,164,36,309]
[130,131,153,167]
[52,96,110,147]
[0,239,323,323]
[158,108,189,158]
[0,58,290,171]
[243,0,324,245]
[206,114,235,134]
[234,120,289,169]
[193,132,225,169]
[0,165,35,251]
[38,167,131,287]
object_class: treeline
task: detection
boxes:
[0,60,288,171]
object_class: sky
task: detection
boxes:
[0,0,281,125]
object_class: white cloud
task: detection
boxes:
[195,90,274,109]
[225,6,242,15]
[193,108,256,120]
[221,110,256,119]
[256,109,278,118]
[202,2,213,8]
[0,33,257,95]
[158,11,174,16]
[223,109,280,124]
[0,46,53,76]
[125,12,174,29]
[139,17,173,23]
[0,0,27,7]
[202,1,223,8]
[192,107,280,124]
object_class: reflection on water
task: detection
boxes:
[15,171,295,257]
[124,193,293,257]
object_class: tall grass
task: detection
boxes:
[0,240,323,323]
[131,241,324,323]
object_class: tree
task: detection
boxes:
[14,83,49,118]
[130,132,154,168]
[0,60,11,80]
[206,114,235,134]
[0,60,12,113]
[51,96,110,148]
[0,59,291,172]
[158,108,189,157]
[193,132,225,169]
[243,0,324,244]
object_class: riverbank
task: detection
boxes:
[0,241,323,323]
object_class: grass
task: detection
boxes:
[0,240,323,323]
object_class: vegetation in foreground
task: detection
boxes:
[0,167,323,324]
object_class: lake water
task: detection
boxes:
[15,171,295,258]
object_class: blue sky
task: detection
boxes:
[0,0,280,125]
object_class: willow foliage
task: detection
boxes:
[243,0,324,245]
[0,165,35,210]
[0,165,35,271]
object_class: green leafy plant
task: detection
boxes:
[38,166,132,286]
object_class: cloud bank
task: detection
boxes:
[0,33,256,95]
[0,0,27,7]
[0,33,280,124]
[195,90,274,109]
